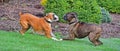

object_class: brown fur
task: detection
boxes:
[19,12,56,38]
[63,12,103,46]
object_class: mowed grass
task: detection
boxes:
[0,30,120,51]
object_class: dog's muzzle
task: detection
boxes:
[53,14,59,21]
[63,14,68,21]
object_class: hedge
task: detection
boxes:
[97,0,120,13]
[44,0,102,24]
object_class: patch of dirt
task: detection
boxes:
[101,14,120,38]
[0,0,44,31]
[0,0,120,38]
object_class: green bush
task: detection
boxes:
[97,0,120,13]
[101,7,111,23]
[45,0,102,24]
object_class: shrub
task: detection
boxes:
[101,7,111,23]
[97,0,120,13]
[45,0,102,24]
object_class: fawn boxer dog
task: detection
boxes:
[63,12,103,46]
[19,12,62,41]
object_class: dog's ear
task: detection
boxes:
[71,12,77,18]
[45,13,53,17]
[45,13,48,17]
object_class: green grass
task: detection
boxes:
[0,30,120,51]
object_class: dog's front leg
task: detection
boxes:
[50,31,62,41]
[51,32,56,37]
[44,29,51,38]
[44,29,62,41]
[44,27,56,39]
[63,32,75,40]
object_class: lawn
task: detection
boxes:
[0,30,120,51]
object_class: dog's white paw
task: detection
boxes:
[59,39,63,41]
[52,37,63,41]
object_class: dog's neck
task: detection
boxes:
[69,18,78,25]
[44,18,52,23]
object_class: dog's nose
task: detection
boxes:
[54,17,57,20]
[53,14,59,21]
[63,15,67,20]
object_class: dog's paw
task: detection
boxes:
[59,39,63,41]
[52,37,63,41]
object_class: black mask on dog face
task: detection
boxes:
[63,12,77,22]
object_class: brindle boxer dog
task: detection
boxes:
[19,12,62,41]
[63,12,103,46]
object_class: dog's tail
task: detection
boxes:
[19,12,23,16]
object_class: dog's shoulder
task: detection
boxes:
[78,21,86,25]
[78,21,95,27]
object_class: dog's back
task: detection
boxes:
[76,22,101,38]
[19,12,42,22]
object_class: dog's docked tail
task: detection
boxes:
[19,12,23,16]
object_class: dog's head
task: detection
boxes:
[45,13,59,22]
[63,12,77,22]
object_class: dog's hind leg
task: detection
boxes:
[95,33,103,45]
[88,32,102,46]
[19,21,30,35]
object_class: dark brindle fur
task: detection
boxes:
[63,12,103,46]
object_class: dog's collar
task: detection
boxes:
[69,20,78,25]
[44,18,52,23]
[69,21,76,25]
